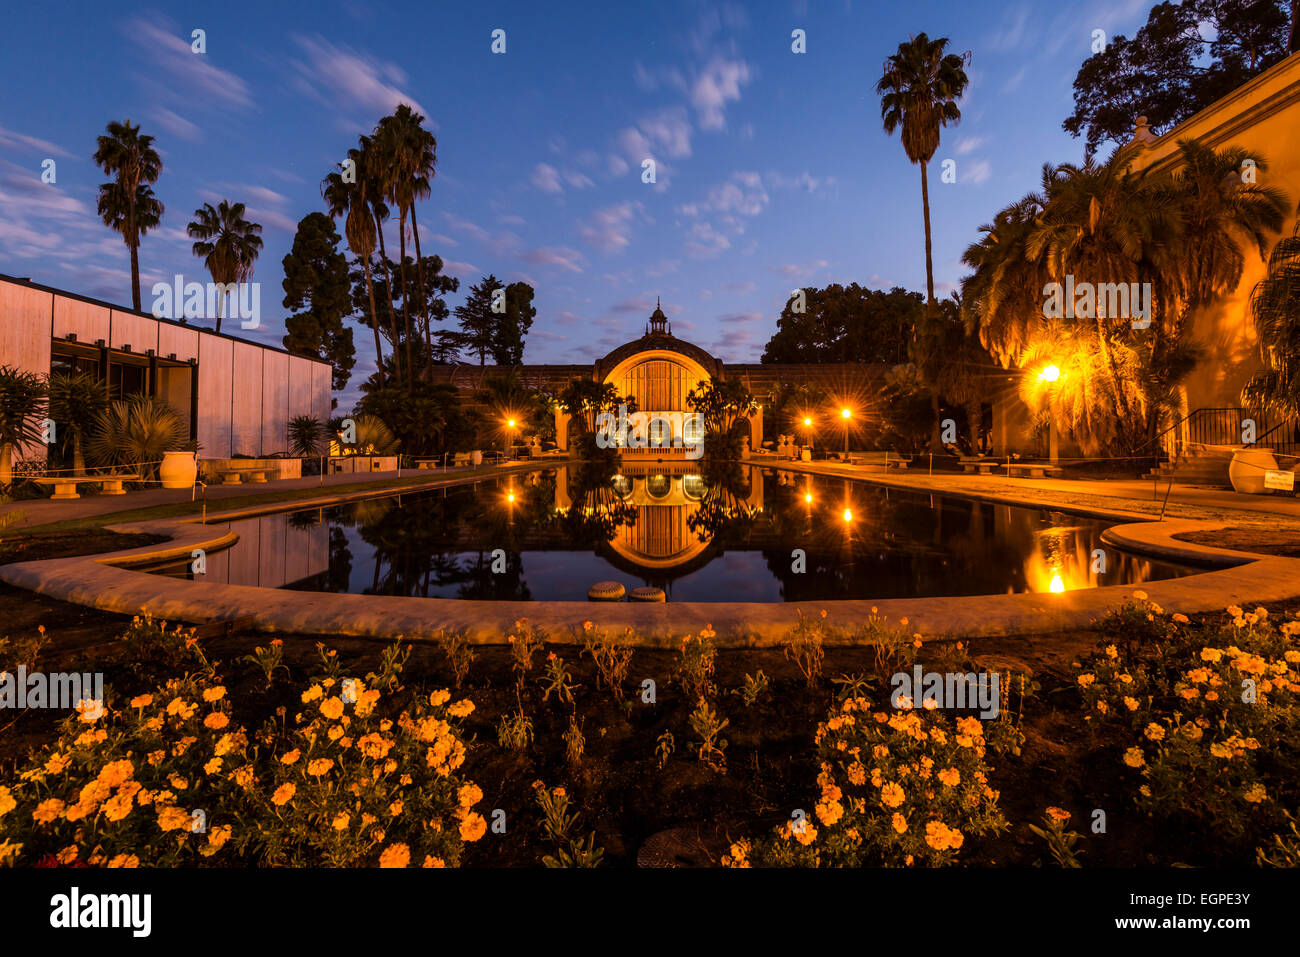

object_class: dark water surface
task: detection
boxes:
[150,466,1193,602]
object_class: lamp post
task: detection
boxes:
[504,417,518,461]
[840,407,852,460]
[802,416,813,457]
[1037,365,1061,465]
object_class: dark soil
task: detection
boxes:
[0,529,168,565]
[1174,526,1300,558]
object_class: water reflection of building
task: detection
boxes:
[186,512,330,586]
[554,464,762,573]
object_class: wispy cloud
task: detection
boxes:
[0,125,72,158]
[127,18,253,109]
[522,246,586,272]
[577,202,647,253]
[288,34,426,120]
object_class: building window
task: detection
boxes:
[109,361,148,399]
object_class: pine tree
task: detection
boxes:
[282,212,356,390]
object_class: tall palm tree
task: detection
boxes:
[375,107,429,388]
[323,147,387,386]
[876,33,970,307]
[93,120,164,312]
[47,372,109,475]
[376,106,438,386]
[0,366,47,487]
[358,133,404,387]
[1243,223,1300,419]
[186,200,264,333]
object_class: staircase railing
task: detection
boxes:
[1154,408,1298,464]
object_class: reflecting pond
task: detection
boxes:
[150,465,1194,602]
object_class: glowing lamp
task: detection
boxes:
[804,493,813,503]
[840,408,851,419]
[842,508,853,522]
[1039,365,1061,383]
[1049,572,1065,593]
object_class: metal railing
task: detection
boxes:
[1155,407,1299,463]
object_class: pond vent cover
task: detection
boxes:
[587,581,626,601]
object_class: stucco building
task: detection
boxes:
[0,273,332,462]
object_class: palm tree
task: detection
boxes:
[358,133,404,387]
[287,414,325,457]
[47,372,109,475]
[324,146,387,387]
[186,200,264,333]
[379,105,434,390]
[1243,223,1300,419]
[93,120,164,312]
[0,366,47,487]
[377,105,438,387]
[876,33,970,307]
[87,395,185,482]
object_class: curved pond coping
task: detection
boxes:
[3,477,1299,647]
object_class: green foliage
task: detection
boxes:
[675,630,717,701]
[0,366,47,485]
[186,199,263,334]
[737,670,770,708]
[533,782,604,867]
[287,415,325,458]
[878,364,936,455]
[282,211,356,391]
[688,700,729,770]
[762,285,921,364]
[1243,225,1300,419]
[1064,0,1293,156]
[88,395,186,480]
[784,611,827,689]
[580,623,633,699]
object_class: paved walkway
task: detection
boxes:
[1,462,550,530]
[757,458,1300,524]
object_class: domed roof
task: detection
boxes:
[593,298,722,379]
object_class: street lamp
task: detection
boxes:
[1037,366,1062,464]
[840,407,852,459]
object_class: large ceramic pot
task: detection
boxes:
[471,450,483,466]
[160,451,198,489]
[1228,447,1277,494]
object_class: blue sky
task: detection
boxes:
[0,0,1152,405]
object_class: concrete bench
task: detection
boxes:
[33,473,140,500]
[412,458,442,470]
[213,467,269,485]
[452,453,472,467]
[1006,463,1062,479]
[960,457,998,475]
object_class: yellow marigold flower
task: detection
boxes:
[101,791,133,822]
[169,775,189,791]
[157,806,192,831]
[379,843,410,868]
[1122,747,1145,768]
[1105,645,1118,659]
[458,783,483,808]
[1046,807,1071,823]
[271,782,296,806]
[1133,590,1148,601]
[938,768,961,787]
[447,699,475,718]
[358,733,393,760]
[389,800,403,817]
[204,712,230,730]
[43,752,70,776]
[202,686,226,702]
[320,697,345,720]
[1243,783,1267,804]
[301,684,324,703]
[96,759,134,789]
[459,811,487,842]
[846,763,866,786]
[208,824,231,849]
[429,689,451,707]
[280,749,300,765]
[0,787,15,819]
[204,758,222,776]
[130,694,153,708]
[107,854,139,868]
[891,812,908,834]
[1144,723,1165,741]
[331,811,350,832]
[925,821,963,851]
[1124,696,1140,711]
[1076,674,1095,688]
[1200,647,1223,663]
[1210,742,1234,759]
[815,800,843,826]
[56,845,80,865]
[880,782,905,808]
[791,820,818,846]
[32,798,64,823]
[423,855,446,868]
[307,758,334,776]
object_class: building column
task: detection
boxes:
[749,406,763,452]
[555,410,571,451]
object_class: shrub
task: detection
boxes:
[675,627,717,701]
[737,698,1005,867]
[0,668,484,868]
[580,621,633,699]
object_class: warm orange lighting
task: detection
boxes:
[842,508,853,522]
[803,417,812,427]
[840,407,851,419]
[1038,365,1061,383]
[1049,571,1065,593]
[506,418,517,428]
[805,492,813,503]
[507,491,516,503]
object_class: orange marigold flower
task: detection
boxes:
[423,855,446,868]
[96,759,135,789]
[891,812,908,834]
[459,811,487,842]
[880,782,905,809]
[320,697,345,720]
[379,843,410,868]
[307,758,334,776]
[204,712,230,730]
[130,694,153,708]
[280,749,300,765]
[202,686,226,703]
[271,783,296,806]
[458,783,483,808]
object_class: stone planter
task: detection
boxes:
[160,451,198,489]
[1228,447,1277,495]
